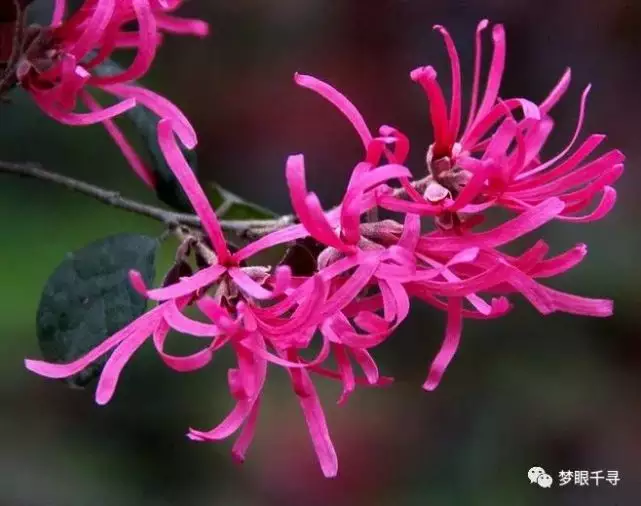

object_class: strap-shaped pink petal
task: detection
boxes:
[241,333,330,369]
[539,285,613,317]
[421,198,565,251]
[196,296,238,333]
[229,267,273,300]
[514,134,606,185]
[188,400,251,441]
[558,186,617,223]
[231,397,261,463]
[531,244,587,278]
[90,0,158,85]
[407,285,511,319]
[540,68,572,115]
[68,0,115,61]
[145,264,225,301]
[473,25,506,126]
[509,150,624,199]
[447,160,494,212]
[294,73,372,149]
[153,319,217,372]
[333,344,355,405]
[95,316,158,405]
[33,93,136,126]
[291,367,338,478]
[154,12,210,37]
[158,120,230,260]
[52,0,67,25]
[351,348,380,385]
[164,299,225,337]
[518,85,593,181]
[25,306,162,379]
[109,84,197,148]
[434,24,462,140]
[423,297,463,391]
[341,163,411,244]
[463,19,489,135]
[286,154,350,251]
[81,91,156,187]
[234,223,312,262]
[411,66,452,157]
[378,125,410,164]
[321,256,380,315]
[560,164,623,206]
[462,98,541,151]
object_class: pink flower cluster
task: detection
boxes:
[17,0,207,186]
[25,20,621,477]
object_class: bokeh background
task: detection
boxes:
[1,0,640,504]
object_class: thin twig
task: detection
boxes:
[0,160,430,239]
[0,160,293,233]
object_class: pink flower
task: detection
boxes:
[18,0,206,186]
[50,0,209,39]
[25,120,342,477]
[406,202,613,388]
[293,62,614,390]
[282,152,416,402]
[295,20,623,226]
[23,19,621,478]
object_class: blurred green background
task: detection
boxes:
[1,0,640,504]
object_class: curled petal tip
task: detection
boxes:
[24,359,62,378]
[492,24,505,39]
[410,65,436,82]
[24,358,38,373]
[231,452,246,464]
[294,72,310,84]
[478,19,490,30]
[287,153,305,165]
[95,392,111,406]
[194,23,210,38]
[613,149,626,161]
[128,269,148,296]
[180,132,197,150]
[422,376,441,391]
[121,98,137,112]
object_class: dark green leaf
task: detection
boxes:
[125,105,198,212]
[161,260,193,287]
[94,60,278,219]
[36,234,158,387]
[207,183,277,220]
[93,59,197,212]
[279,237,323,276]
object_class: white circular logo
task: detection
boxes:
[528,467,553,488]
[528,466,545,484]
[537,473,553,488]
